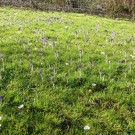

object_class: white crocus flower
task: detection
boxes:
[130,55,135,59]
[0,116,2,120]
[18,104,24,109]
[34,47,38,50]
[101,52,105,55]
[92,83,96,87]
[65,26,69,29]
[84,125,90,130]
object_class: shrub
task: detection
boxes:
[105,0,135,19]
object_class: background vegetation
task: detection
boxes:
[0,0,135,20]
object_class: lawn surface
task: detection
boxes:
[0,7,135,135]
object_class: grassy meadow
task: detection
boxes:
[0,7,135,135]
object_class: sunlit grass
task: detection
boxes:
[0,7,135,134]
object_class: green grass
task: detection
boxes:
[0,7,135,135]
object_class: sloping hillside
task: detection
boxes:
[0,7,135,134]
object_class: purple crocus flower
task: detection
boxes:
[99,69,102,73]
[54,50,57,53]
[42,39,48,43]
[130,63,132,69]
[0,54,4,59]
[110,39,114,43]
[54,50,58,58]
[50,77,55,87]
[50,77,54,82]
[76,42,80,45]
[125,69,128,73]
[65,73,69,84]
[40,51,43,55]
[39,70,42,76]
[30,60,34,72]
[79,50,83,55]
[53,68,57,74]
[0,95,3,100]
[75,31,78,36]
[78,64,82,69]
[65,73,69,77]
[52,42,55,48]
[18,26,22,31]
[96,24,98,30]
